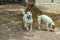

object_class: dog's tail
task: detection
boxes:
[20,9,25,15]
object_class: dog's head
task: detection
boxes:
[51,23,57,29]
[26,11,32,19]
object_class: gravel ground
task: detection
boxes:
[0,11,60,40]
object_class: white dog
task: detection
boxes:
[37,15,56,31]
[23,11,33,30]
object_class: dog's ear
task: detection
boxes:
[20,9,25,15]
[52,23,57,29]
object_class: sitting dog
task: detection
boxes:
[37,15,56,31]
[23,11,33,30]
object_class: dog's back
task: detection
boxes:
[38,15,53,24]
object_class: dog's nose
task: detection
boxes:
[29,15,30,17]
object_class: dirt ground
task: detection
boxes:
[0,4,60,40]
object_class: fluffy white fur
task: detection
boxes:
[23,11,33,30]
[37,15,55,31]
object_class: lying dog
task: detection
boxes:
[37,15,56,31]
[23,11,33,30]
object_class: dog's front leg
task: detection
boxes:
[38,19,41,30]
[26,23,29,30]
[50,25,53,30]
[50,25,54,31]
[30,22,33,30]
[25,23,29,30]
[46,23,49,31]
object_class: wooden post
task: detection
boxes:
[52,0,53,3]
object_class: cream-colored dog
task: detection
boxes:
[37,15,56,31]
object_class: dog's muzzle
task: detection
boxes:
[27,15,31,19]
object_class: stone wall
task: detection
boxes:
[54,0,60,3]
[35,0,60,5]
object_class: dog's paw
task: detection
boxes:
[30,28,33,30]
[26,28,29,31]
[50,30,55,32]
[38,27,41,30]
[47,30,50,31]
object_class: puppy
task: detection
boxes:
[37,15,56,31]
[23,11,33,30]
